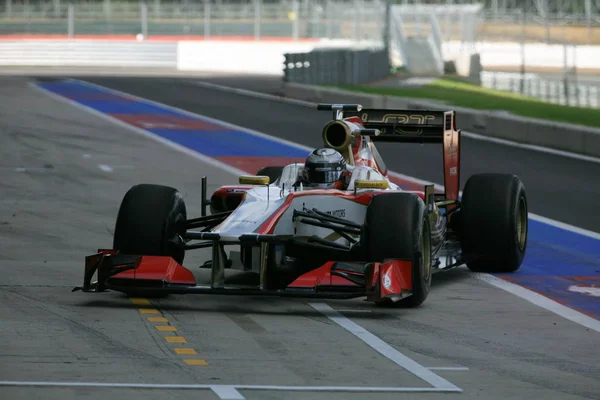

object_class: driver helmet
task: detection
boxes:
[303,148,346,188]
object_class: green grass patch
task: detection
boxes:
[335,78,599,129]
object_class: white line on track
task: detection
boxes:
[476,274,600,332]
[211,385,246,400]
[192,79,600,166]
[29,79,600,332]
[427,367,470,371]
[28,81,250,179]
[0,381,463,396]
[97,164,113,172]
[310,302,462,391]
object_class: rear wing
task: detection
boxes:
[317,104,461,204]
[343,108,456,144]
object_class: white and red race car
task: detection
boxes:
[74,104,528,308]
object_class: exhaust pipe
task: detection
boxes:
[322,120,355,152]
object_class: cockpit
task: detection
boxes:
[274,162,391,192]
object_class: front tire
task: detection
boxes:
[113,184,187,264]
[365,193,432,307]
[459,173,528,273]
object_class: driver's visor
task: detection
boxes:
[306,167,343,184]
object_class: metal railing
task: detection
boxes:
[0,0,385,41]
[284,48,390,85]
[1,1,599,46]
[482,71,600,108]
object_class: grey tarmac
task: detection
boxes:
[0,76,598,400]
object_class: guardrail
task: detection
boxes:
[283,49,390,85]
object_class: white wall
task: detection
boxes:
[176,39,381,75]
[443,41,600,70]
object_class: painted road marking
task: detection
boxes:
[0,381,464,395]
[568,285,600,297]
[478,274,600,332]
[310,302,462,391]
[97,164,113,172]
[155,325,177,332]
[32,79,600,330]
[427,367,470,371]
[211,385,246,400]
[133,298,206,365]
[174,348,197,355]
[184,359,209,366]
[138,308,160,314]
[147,317,169,322]
[164,336,187,343]
[130,298,151,305]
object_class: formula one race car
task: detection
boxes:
[73,104,528,307]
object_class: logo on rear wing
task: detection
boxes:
[348,110,445,136]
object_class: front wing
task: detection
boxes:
[72,247,415,304]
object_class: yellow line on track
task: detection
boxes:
[129,298,152,305]
[156,325,177,332]
[138,308,160,314]
[164,336,187,343]
[174,348,197,355]
[129,297,207,365]
[184,359,208,366]
[147,317,169,322]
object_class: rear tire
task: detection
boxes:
[365,193,432,308]
[459,173,528,273]
[113,184,187,264]
[256,166,284,184]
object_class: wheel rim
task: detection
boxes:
[516,195,527,251]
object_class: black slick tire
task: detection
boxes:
[459,173,528,273]
[113,184,187,265]
[365,193,432,308]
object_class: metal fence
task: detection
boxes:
[284,48,390,84]
[1,1,599,43]
[0,0,386,41]
[482,71,600,108]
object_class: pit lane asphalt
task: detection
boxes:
[1,75,599,400]
[77,75,600,234]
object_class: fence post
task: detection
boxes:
[562,44,569,106]
[519,9,525,95]
[254,0,261,40]
[383,0,391,66]
[292,0,299,41]
[68,0,75,39]
[204,0,210,39]
[141,0,148,39]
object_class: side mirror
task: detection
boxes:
[239,175,270,185]
[354,180,389,189]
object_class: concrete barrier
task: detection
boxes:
[281,82,600,158]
